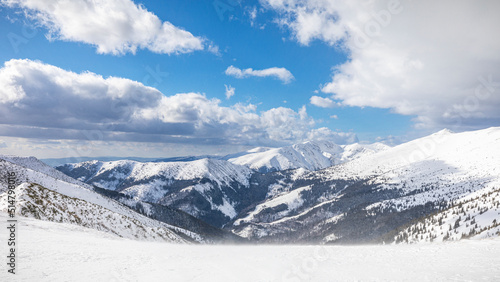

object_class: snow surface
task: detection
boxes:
[1,212,499,282]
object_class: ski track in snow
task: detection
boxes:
[1,212,499,282]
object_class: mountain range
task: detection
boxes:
[2,127,500,244]
[56,141,389,228]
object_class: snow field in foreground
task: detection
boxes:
[1,213,500,282]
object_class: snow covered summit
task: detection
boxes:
[227,140,390,172]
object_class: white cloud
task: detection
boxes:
[0,136,254,159]
[330,115,338,119]
[225,65,294,84]
[0,59,354,149]
[262,0,500,131]
[247,6,258,26]
[225,84,235,99]
[310,96,339,108]
[260,106,310,141]
[1,0,206,55]
[207,43,221,56]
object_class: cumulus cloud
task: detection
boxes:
[225,65,294,84]
[262,0,500,131]
[1,0,206,55]
[225,84,235,99]
[310,96,339,108]
[0,59,354,148]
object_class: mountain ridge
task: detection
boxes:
[0,155,239,243]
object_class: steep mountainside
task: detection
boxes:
[228,127,500,243]
[0,183,196,242]
[0,155,224,243]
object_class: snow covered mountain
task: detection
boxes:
[55,141,389,229]
[228,127,500,243]
[227,140,390,173]
[57,158,259,227]
[0,155,216,243]
[59,158,253,191]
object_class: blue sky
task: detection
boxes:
[0,0,498,159]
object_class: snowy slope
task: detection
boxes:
[337,127,500,211]
[316,128,499,182]
[340,142,391,163]
[0,155,204,243]
[395,185,500,243]
[311,127,500,214]
[2,211,500,281]
[229,127,500,243]
[0,183,197,242]
[0,155,96,190]
[228,140,389,172]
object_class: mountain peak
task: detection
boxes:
[435,128,454,135]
